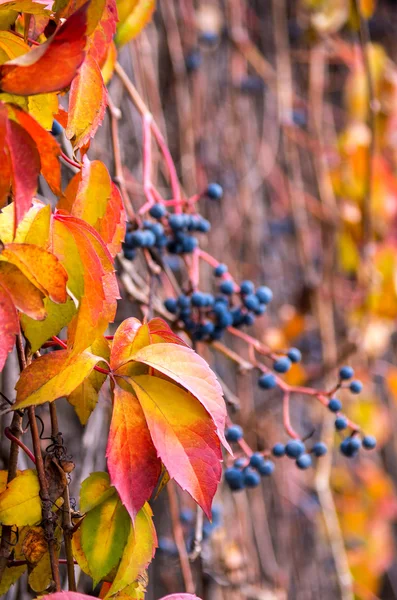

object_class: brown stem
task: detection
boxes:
[167,482,195,594]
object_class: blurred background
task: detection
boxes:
[4,0,397,598]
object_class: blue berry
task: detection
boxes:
[169,214,187,231]
[234,457,246,468]
[231,308,244,327]
[258,460,275,476]
[285,440,305,458]
[195,217,210,232]
[362,435,376,450]
[249,452,265,470]
[256,286,273,304]
[141,230,156,247]
[129,230,146,247]
[177,294,191,309]
[149,203,167,219]
[240,280,255,295]
[214,264,228,277]
[149,222,165,237]
[164,298,178,313]
[191,292,206,307]
[254,304,267,316]
[296,454,312,469]
[206,182,223,200]
[220,280,234,295]
[210,327,224,341]
[158,536,178,555]
[328,398,342,413]
[201,321,215,336]
[225,425,243,442]
[335,416,348,431]
[123,247,136,260]
[243,467,261,488]
[272,443,286,457]
[51,120,62,136]
[202,293,215,307]
[185,49,202,72]
[214,306,233,328]
[349,380,363,394]
[180,508,194,524]
[244,294,260,312]
[199,31,219,45]
[258,373,277,390]
[242,313,255,326]
[287,348,302,363]
[224,467,245,491]
[312,442,327,457]
[181,235,198,253]
[239,75,266,93]
[273,357,291,374]
[339,365,354,380]
[340,437,361,458]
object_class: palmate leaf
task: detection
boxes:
[108,318,226,521]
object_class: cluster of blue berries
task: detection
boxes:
[257,347,302,390]
[122,183,223,261]
[164,276,274,342]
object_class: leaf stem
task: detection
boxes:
[4,427,35,464]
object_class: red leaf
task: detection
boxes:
[41,593,94,600]
[130,375,222,519]
[0,281,19,371]
[0,3,88,95]
[110,317,142,369]
[106,385,162,522]
[6,119,39,232]
[0,104,11,208]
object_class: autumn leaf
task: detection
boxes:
[0,470,41,526]
[80,472,115,513]
[80,472,130,585]
[0,1,52,13]
[130,376,222,519]
[0,3,88,95]
[160,596,202,600]
[0,262,45,319]
[0,281,19,370]
[87,0,118,67]
[106,385,162,521]
[116,0,156,47]
[107,503,156,597]
[21,297,76,353]
[66,55,107,148]
[13,348,105,409]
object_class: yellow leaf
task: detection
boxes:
[0,564,26,595]
[0,470,41,526]
[80,472,115,513]
[116,0,156,47]
[101,40,117,85]
[107,504,156,597]
[22,526,47,564]
[14,349,104,409]
[21,296,76,353]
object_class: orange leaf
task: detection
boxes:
[66,55,107,148]
[9,105,61,196]
[87,0,118,67]
[1,243,68,304]
[0,281,19,371]
[0,104,10,208]
[130,375,222,519]
[0,262,45,320]
[14,348,103,409]
[106,385,162,521]
[0,3,88,95]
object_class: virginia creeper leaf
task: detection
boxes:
[80,472,114,513]
[0,280,19,370]
[14,348,104,409]
[0,3,88,95]
[106,385,162,521]
[116,0,156,47]
[21,297,76,353]
[0,262,46,319]
[107,503,157,597]
[0,1,52,13]
[130,376,222,519]
[66,55,107,148]
[0,470,41,526]
[81,475,130,585]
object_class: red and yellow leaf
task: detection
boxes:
[14,348,104,409]
[130,375,222,519]
[106,385,162,521]
[0,3,88,95]
[66,55,107,148]
[0,262,45,319]
[0,280,19,370]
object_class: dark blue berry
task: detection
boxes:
[158,536,178,555]
[285,440,305,458]
[335,416,348,431]
[124,230,136,247]
[349,380,363,394]
[185,49,202,72]
[169,214,186,231]
[199,31,219,45]
[141,230,156,247]
[196,218,211,233]
[214,306,233,328]
[243,467,261,488]
[201,321,215,336]
[180,508,194,524]
[231,308,244,327]
[244,294,260,312]
[258,460,275,476]
[256,286,273,304]
[287,348,302,363]
[328,397,342,412]
[254,304,267,316]
[312,442,327,457]
[210,327,224,341]
[242,313,255,326]
[220,280,234,295]
[249,452,265,470]
[177,294,191,309]
[123,247,136,260]
[181,235,198,253]
[272,443,286,457]
[239,75,266,93]
[225,425,243,442]
[258,373,277,390]
[340,437,361,458]
[362,435,376,450]
[149,222,165,237]
[225,467,245,491]
[234,457,246,468]
[214,264,228,277]
[164,298,178,313]
[206,182,223,200]
[191,292,206,307]
[296,454,312,469]
[149,203,167,219]
[273,357,291,373]
[156,234,168,248]
[339,365,354,380]
[240,280,255,295]
[130,230,146,247]
[51,120,62,136]
[202,293,215,307]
